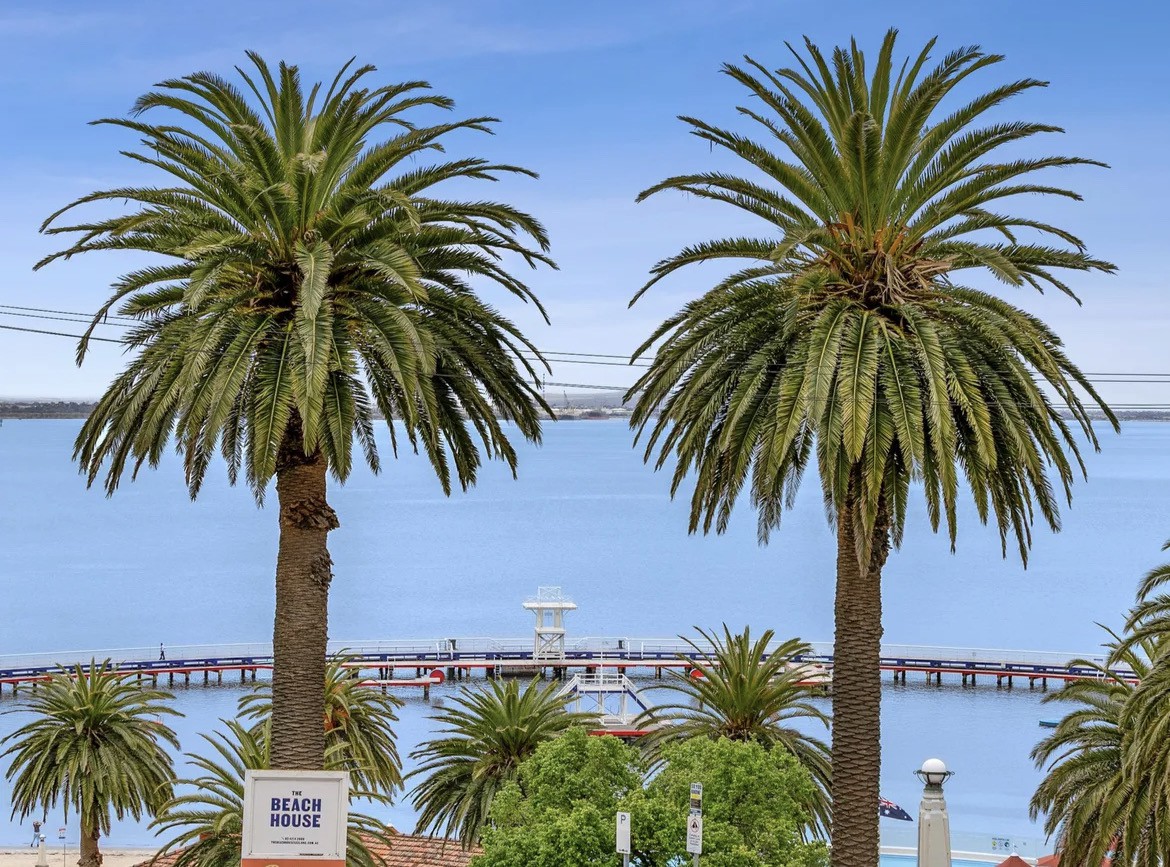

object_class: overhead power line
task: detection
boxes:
[3,322,1169,406]
[0,323,123,343]
[4,306,1170,396]
[0,303,137,323]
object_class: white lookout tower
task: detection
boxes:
[523,586,577,663]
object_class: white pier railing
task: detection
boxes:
[0,637,1133,679]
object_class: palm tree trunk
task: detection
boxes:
[77,821,101,867]
[271,416,339,770]
[830,492,891,867]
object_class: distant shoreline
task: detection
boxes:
[2,401,1166,423]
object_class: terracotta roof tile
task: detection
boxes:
[134,830,479,867]
[367,832,478,867]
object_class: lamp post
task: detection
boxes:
[915,758,954,867]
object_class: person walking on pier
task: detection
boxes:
[158,643,165,661]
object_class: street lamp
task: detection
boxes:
[915,757,954,788]
[915,759,953,867]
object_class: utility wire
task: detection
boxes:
[4,308,1170,398]
[0,303,137,323]
[3,323,1169,406]
[2,304,1170,376]
[0,323,123,343]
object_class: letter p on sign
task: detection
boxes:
[616,811,631,855]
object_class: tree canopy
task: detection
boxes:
[474,729,827,867]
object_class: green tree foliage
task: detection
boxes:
[627,30,1114,867]
[239,654,403,795]
[476,729,643,867]
[644,738,829,867]
[1,662,181,867]
[1031,543,1170,867]
[36,53,553,769]
[151,719,392,867]
[409,679,596,847]
[638,626,830,836]
[475,730,828,867]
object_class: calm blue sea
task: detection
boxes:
[1,419,1168,849]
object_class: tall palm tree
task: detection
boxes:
[37,54,554,769]
[152,719,392,867]
[408,678,595,848]
[1031,630,1151,867]
[1,661,181,867]
[627,31,1114,867]
[637,626,831,837]
[239,653,403,795]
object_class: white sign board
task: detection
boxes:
[241,769,349,867]
[689,781,703,814]
[686,813,703,854]
[616,811,631,855]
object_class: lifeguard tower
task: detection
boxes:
[523,586,577,664]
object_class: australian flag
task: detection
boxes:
[879,797,913,821]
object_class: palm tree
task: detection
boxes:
[408,678,595,847]
[152,719,392,867]
[1031,630,1151,867]
[1,661,181,867]
[37,54,554,769]
[637,626,831,837]
[239,653,403,795]
[1109,541,1170,865]
[627,31,1114,867]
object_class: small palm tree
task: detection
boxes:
[627,31,1114,867]
[1111,542,1170,866]
[1031,630,1151,867]
[408,679,595,847]
[638,626,831,837]
[1,661,181,867]
[239,654,403,796]
[152,719,391,867]
[37,54,554,770]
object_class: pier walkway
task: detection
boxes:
[0,638,1133,697]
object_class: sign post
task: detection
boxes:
[241,770,349,867]
[616,811,631,867]
[58,827,66,867]
[687,782,703,864]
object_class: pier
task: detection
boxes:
[0,637,1133,697]
[0,585,1132,698]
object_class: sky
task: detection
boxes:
[0,0,1167,401]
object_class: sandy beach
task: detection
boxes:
[0,850,155,867]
